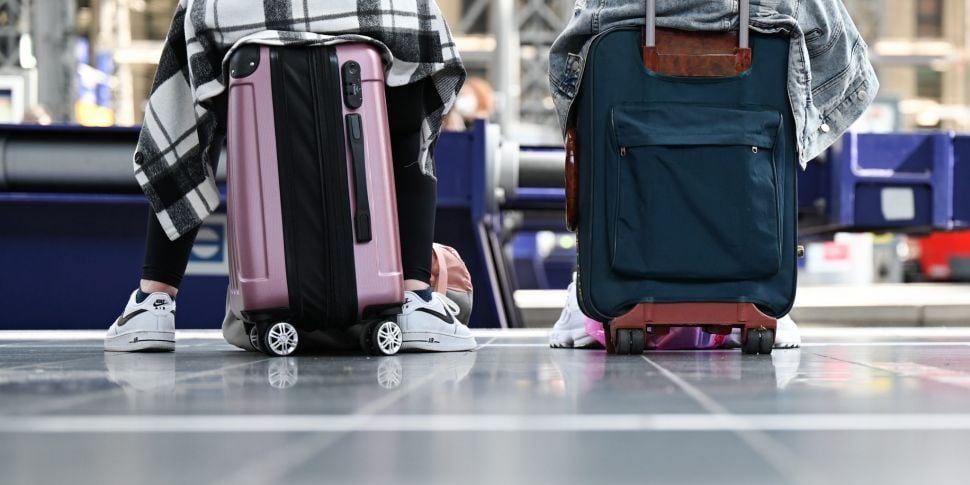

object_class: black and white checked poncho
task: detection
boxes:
[134,0,465,240]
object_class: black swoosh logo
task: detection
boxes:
[116,309,148,327]
[415,307,455,325]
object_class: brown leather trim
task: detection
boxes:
[565,128,579,232]
[642,28,752,77]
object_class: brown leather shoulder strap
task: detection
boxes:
[565,128,579,232]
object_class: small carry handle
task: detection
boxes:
[644,0,749,48]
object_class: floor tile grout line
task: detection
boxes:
[802,342,970,347]
[813,352,970,391]
[812,353,906,376]
[0,354,112,373]
[641,355,825,485]
[640,356,729,415]
[8,413,970,433]
[214,349,487,485]
[474,336,499,351]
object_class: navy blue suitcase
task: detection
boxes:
[565,0,797,355]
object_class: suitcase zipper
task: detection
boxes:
[308,50,334,324]
[271,47,358,328]
[313,47,359,326]
[270,48,304,319]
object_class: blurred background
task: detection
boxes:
[2,0,969,329]
[2,1,966,131]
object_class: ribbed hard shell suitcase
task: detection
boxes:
[566,0,797,355]
[226,43,404,356]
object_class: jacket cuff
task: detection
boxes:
[803,51,880,164]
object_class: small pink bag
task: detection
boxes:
[430,243,473,324]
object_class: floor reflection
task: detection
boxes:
[99,348,480,400]
[543,347,803,401]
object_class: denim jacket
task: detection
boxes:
[549,0,879,165]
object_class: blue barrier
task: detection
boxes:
[432,121,516,328]
[510,233,547,290]
[4,123,970,331]
[1,121,514,330]
[800,132,967,234]
[0,192,229,330]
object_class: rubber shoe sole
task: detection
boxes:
[550,326,597,349]
[104,331,176,352]
[401,331,476,352]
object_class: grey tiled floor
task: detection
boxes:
[2,328,970,485]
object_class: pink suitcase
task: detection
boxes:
[226,43,404,356]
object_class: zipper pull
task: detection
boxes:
[752,146,759,154]
[619,146,627,157]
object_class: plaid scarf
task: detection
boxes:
[135,0,465,240]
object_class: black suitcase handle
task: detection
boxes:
[345,113,372,243]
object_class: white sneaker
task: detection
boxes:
[549,280,597,348]
[104,290,176,352]
[774,314,802,349]
[399,291,477,352]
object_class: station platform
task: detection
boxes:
[2,328,970,485]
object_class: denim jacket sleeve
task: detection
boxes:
[795,0,879,161]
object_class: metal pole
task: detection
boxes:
[739,0,749,48]
[32,0,76,122]
[645,0,656,47]
[492,0,520,134]
[965,0,969,130]
[648,0,747,48]
[116,0,135,125]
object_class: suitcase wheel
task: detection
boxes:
[260,321,299,357]
[248,325,262,352]
[367,320,403,356]
[613,328,645,355]
[630,329,646,354]
[742,328,774,355]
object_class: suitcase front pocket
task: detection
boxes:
[609,104,783,281]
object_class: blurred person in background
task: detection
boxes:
[444,77,495,131]
[22,105,52,125]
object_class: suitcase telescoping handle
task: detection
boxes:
[644,0,749,49]
[643,0,752,77]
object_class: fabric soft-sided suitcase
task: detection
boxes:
[566,0,797,355]
[226,43,404,357]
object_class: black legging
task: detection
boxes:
[142,81,436,288]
